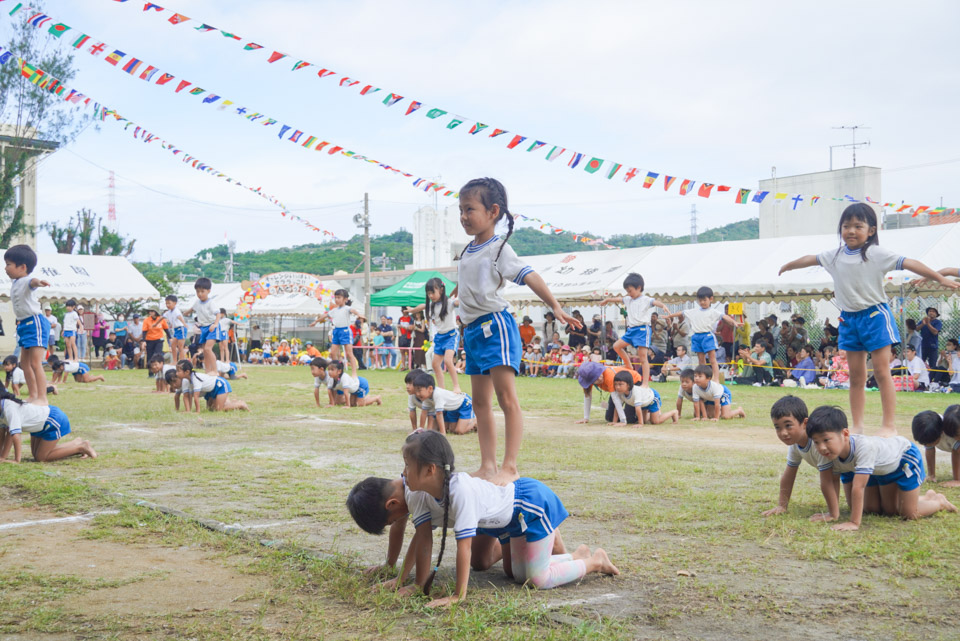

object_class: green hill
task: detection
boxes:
[134,219,759,282]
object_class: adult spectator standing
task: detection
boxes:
[249,324,263,352]
[397,307,414,369]
[518,316,536,346]
[141,309,168,361]
[76,304,88,360]
[127,313,144,368]
[44,305,60,356]
[113,314,128,345]
[566,310,588,350]
[91,312,110,358]
[672,314,691,355]
[586,314,603,350]
[410,312,427,370]
[904,318,922,361]
[378,315,398,369]
[920,307,942,374]
[719,314,735,361]
[649,312,669,372]
[543,311,558,346]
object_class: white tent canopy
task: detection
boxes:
[503,224,960,303]
[0,252,158,303]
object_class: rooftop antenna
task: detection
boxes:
[831,125,871,169]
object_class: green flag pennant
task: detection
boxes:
[584,157,603,174]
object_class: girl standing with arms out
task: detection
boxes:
[408,277,461,392]
[454,177,580,484]
[309,289,365,378]
[780,204,959,436]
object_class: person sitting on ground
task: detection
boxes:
[904,344,930,391]
[737,340,773,386]
[911,407,960,487]
[659,344,695,382]
[787,344,817,387]
[608,370,678,426]
[691,364,746,421]
[557,345,575,378]
[820,348,851,389]
[807,405,956,531]
[573,361,642,425]
[412,372,476,435]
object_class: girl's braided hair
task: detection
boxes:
[402,429,455,596]
[458,177,514,262]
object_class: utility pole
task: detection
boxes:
[690,205,698,244]
[363,193,372,316]
[224,239,236,282]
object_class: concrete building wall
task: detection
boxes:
[759,166,881,238]
[411,205,471,269]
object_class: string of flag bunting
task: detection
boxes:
[91,0,958,217]
[511,214,616,249]
[0,47,342,238]
[2,1,463,201]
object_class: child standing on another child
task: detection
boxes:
[673,287,741,383]
[4,245,50,405]
[599,273,669,385]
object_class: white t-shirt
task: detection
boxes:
[188,372,219,394]
[10,367,26,386]
[951,355,960,386]
[63,310,79,332]
[0,399,51,435]
[429,300,457,334]
[215,361,232,375]
[816,245,904,312]
[423,387,467,414]
[314,373,334,389]
[163,308,185,330]
[193,298,218,326]
[157,364,176,381]
[61,360,81,374]
[329,372,362,394]
[218,317,232,333]
[328,306,353,328]
[825,434,911,476]
[786,438,832,471]
[928,433,960,454]
[677,386,696,403]
[612,385,656,422]
[669,354,695,370]
[407,472,515,540]
[407,393,424,412]
[692,380,725,402]
[623,294,656,327]
[46,313,60,340]
[684,305,723,334]
[10,277,41,320]
[905,356,930,386]
[456,235,533,325]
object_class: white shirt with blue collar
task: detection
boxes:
[457,235,532,326]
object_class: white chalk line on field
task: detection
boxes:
[545,592,623,609]
[291,415,375,427]
[0,511,119,531]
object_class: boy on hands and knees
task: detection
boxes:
[807,406,956,532]
[911,407,960,487]
[762,396,840,521]
[692,364,746,421]
[4,245,50,405]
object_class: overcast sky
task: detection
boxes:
[3,0,959,263]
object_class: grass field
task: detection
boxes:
[1,366,959,640]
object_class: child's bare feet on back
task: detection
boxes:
[472,463,498,482]
[589,548,620,575]
[491,464,519,486]
[876,426,897,438]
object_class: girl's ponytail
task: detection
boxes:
[423,462,451,596]
[0,385,24,406]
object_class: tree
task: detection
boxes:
[43,208,136,256]
[0,5,90,247]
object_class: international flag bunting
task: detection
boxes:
[774,193,787,200]
[405,101,422,116]
[105,50,125,65]
[292,61,310,71]
[679,179,695,195]
[48,23,70,37]
[698,183,714,198]
[446,118,463,129]
[606,163,622,179]
[168,12,189,24]
[221,31,241,40]
[267,51,287,63]
[175,80,191,92]
[751,191,769,203]
[340,78,359,88]
[359,85,379,95]
[568,152,583,169]
[188,87,205,95]
[88,42,106,56]
[623,167,639,183]
[866,196,879,204]
[544,146,564,161]
[122,58,142,74]
[735,188,751,204]
[278,125,291,139]
[139,66,158,81]
[716,185,731,193]
[662,176,676,191]
[8,3,24,17]
[195,23,216,32]
[289,130,303,143]
[0,50,10,66]
[896,204,911,212]
[506,135,526,149]
[810,196,821,205]
[28,14,51,27]
[144,3,164,11]
[913,206,930,217]
[72,34,90,48]
[792,195,804,209]
[425,108,447,119]
[317,69,335,79]
[489,128,508,138]
[243,43,263,51]
[302,135,317,148]
[156,73,175,85]
[382,93,403,107]
[202,94,220,103]
[527,141,546,152]
[584,158,603,174]
[468,123,488,135]
[643,172,658,188]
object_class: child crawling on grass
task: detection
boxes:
[0,387,96,462]
[175,360,249,412]
[48,355,105,385]
[347,430,618,608]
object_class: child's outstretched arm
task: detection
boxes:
[778,256,819,275]
[597,296,622,307]
[308,313,330,327]
[901,259,960,290]
[526,274,580,327]
[406,303,427,315]
[350,308,367,321]
[426,538,472,608]
[720,314,742,328]
[28,278,50,289]
[834,474,869,531]
[762,465,800,516]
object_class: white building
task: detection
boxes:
[411,205,471,269]
[759,166,881,239]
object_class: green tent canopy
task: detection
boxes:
[369,271,457,307]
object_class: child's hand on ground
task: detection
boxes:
[378,577,401,591]
[831,521,859,531]
[396,584,419,598]
[362,564,391,577]
[809,512,836,523]
[711,417,719,422]
[426,595,460,609]
[574,418,589,424]
[607,421,619,426]
[761,506,787,517]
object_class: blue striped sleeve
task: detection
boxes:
[454,528,477,540]
[895,256,905,270]
[953,441,960,451]
[854,467,874,475]
[786,461,801,468]
[513,266,534,286]
[412,513,432,528]
[818,463,834,471]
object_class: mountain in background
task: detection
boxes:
[134,218,759,283]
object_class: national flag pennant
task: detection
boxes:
[584,157,603,174]
[155,72,175,85]
[844,195,858,201]
[144,3,164,11]
[340,78,359,87]
[122,58,142,74]
[168,12,189,24]
[292,61,310,71]
[202,94,220,103]
[221,31,241,40]
[698,183,715,198]
[405,101,422,116]
[425,108,447,119]
[545,146,564,161]
[623,167,639,183]
[243,43,263,51]
[679,179,695,195]
[791,194,803,210]
[88,42,106,56]
[866,196,879,204]
[446,118,464,129]
[606,163,622,179]
[71,34,90,48]
[774,192,788,200]
[912,206,929,217]
[188,87,205,95]
[810,195,821,205]
[882,202,896,208]
[716,185,731,192]
[139,65,158,81]
[506,135,526,149]
[382,93,403,107]
[895,204,911,212]
[267,51,287,63]
[468,123,488,135]
[195,23,216,32]
[643,172,659,188]
[28,13,52,27]
[317,69,336,79]
[48,23,70,38]
[104,50,125,65]
[488,128,509,138]
[0,50,11,67]
[527,141,546,152]
[567,152,583,169]
[359,85,380,95]
[735,188,751,204]
[751,191,769,203]
[175,80,191,92]
[7,3,24,17]
[662,176,676,191]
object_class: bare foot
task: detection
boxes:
[850,425,865,435]
[590,548,620,576]
[574,418,589,424]
[938,493,958,512]
[471,464,498,481]
[453,387,462,394]
[80,440,98,459]
[671,414,678,424]
[239,402,250,411]
[491,465,519,486]
[373,396,383,406]
[571,544,591,560]
[876,427,897,438]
